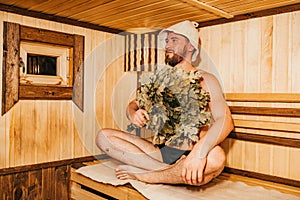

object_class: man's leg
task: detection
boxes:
[95,128,169,171]
[115,145,226,186]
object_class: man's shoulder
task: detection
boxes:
[198,70,218,81]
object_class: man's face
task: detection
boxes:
[164,32,189,67]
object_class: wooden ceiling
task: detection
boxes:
[1,0,300,33]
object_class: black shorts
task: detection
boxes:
[159,145,191,165]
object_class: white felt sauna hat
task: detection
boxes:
[158,20,200,61]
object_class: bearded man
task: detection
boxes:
[96,20,233,186]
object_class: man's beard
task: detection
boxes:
[165,53,184,67]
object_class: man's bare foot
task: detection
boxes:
[115,165,147,180]
[115,156,186,184]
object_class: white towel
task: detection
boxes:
[76,160,300,200]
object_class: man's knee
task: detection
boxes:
[208,146,226,171]
[95,128,111,147]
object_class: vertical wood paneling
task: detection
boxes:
[20,101,36,165]
[35,101,49,163]
[273,13,291,92]
[207,25,222,86]
[48,101,61,161]
[54,165,69,200]
[60,101,74,159]
[10,102,21,167]
[92,30,106,155]
[28,169,42,199]
[231,21,246,93]
[0,117,5,168]
[289,147,300,180]
[245,18,261,92]
[227,139,244,169]
[291,11,300,93]
[1,173,13,199]
[42,167,54,199]
[260,16,273,92]
[257,143,271,175]
[273,146,290,177]
[220,23,232,92]
[13,171,28,199]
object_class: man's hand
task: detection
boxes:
[181,154,207,185]
[129,109,150,127]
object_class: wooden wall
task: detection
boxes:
[0,11,129,169]
[199,11,300,181]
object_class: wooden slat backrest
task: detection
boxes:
[225,93,300,146]
[224,93,300,187]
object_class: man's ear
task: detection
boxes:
[187,43,195,53]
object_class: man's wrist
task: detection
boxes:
[198,145,210,159]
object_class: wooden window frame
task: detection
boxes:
[2,22,84,115]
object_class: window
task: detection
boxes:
[20,41,72,86]
[2,22,84,115]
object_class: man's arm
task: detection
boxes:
[182,72,234,185]
[196,73,233,158]
[126,99,150,127]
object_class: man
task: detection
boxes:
[96,20,233,186]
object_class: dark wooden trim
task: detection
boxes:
[225,93,300,103]
[0,154,108,176]
[230,106,300,117]
[0,3,123,34]
[72,34,85,111]
[20,25,74,47]
[224,167,300,188]
[198,2,300,27]
[228,132,300,148]
[19,84,73,100]
[2,22,20,115]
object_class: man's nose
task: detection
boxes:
[165,42,172,50]
[165,40,170,47]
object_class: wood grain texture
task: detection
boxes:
[72,34,84,111]
[2,22,20,115]
[0,164,75,199]
[20,25,74,46]
[19,85,73,100]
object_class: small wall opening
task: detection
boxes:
[27,54,57,75]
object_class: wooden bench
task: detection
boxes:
[70,93,300,199]
[71,159,147,200]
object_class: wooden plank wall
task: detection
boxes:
[199,11,300,181]
[0,11,129,169]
